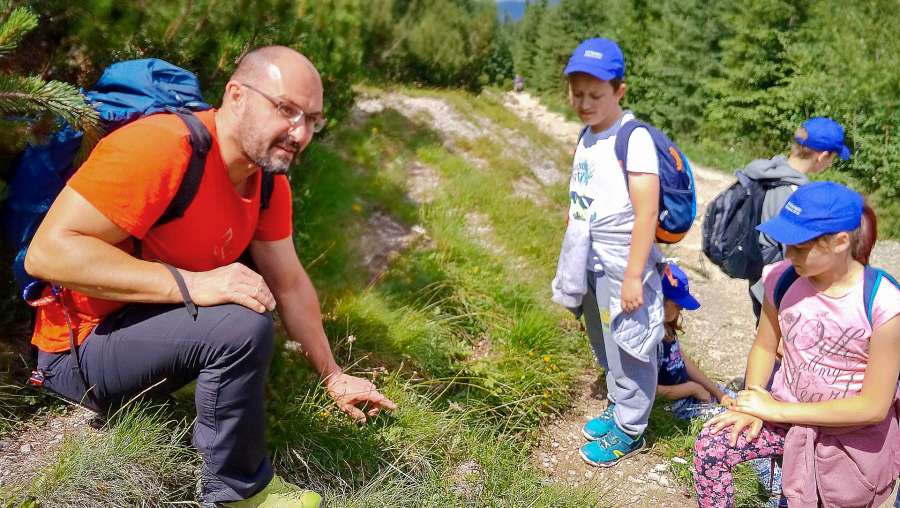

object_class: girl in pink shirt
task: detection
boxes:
[693,182,900,508]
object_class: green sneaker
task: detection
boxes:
[222,475,322,508]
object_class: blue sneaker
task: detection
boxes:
[582,403,616,441]
[579,424,646,467]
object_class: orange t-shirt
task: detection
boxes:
[31,109,293,352]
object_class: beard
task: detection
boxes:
[239,123,301,175]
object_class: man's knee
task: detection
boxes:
[211,304,274,362]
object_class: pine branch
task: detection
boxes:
[0,3,38,56]
[0,74,100,139]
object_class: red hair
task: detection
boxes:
[853,204,877,265]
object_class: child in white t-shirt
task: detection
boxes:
[551,37,665,468]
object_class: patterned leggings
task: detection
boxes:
[693,422,787,508]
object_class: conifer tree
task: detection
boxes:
[704,0,804,147]
[0,2,98,139]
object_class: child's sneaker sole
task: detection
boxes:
[578,437,647,467]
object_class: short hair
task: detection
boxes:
[790,127,822,160]
[609,77,623,91]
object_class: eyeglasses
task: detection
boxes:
[241,82,326,133]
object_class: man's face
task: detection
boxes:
[568,73,625,130]
[236,73,324,175]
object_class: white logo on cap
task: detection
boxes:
[786,202,802,215]
[584,50,604,60]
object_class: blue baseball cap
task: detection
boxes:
[796,117,852,160]
[756,181,863,245]
[564,38,625,81]
[662,262,700,311]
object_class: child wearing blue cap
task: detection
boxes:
[656,262,735,419]
[694,182,900,508]
[740,116,852,320]
[550,37,666,468]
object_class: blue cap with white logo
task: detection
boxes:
[796,117,852,160]
[756,181,863,245]
[564,38,625,81]
[662,262,700,311]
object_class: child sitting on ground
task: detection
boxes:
[660,261,786,507]
[656,262,735,420]
[693,182,900,508]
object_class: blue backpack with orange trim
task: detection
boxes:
[576,119,697,243]
[614,120,697,244]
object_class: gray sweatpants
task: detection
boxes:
[582,270,658,437]
[36,303,275,503]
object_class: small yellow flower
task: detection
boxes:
[528,351,534,357]
[542,355,550,363]
[351,203,363,213]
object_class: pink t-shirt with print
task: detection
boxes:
[763,260,900,404]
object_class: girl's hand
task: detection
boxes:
[704,410,764,447]
[620,274,643,313]
[735,386,782,421]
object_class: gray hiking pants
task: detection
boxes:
[582,271,658,437]
[36,303,275,503]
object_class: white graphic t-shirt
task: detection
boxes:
[568,112,659,270]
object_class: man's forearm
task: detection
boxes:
[26,230,183,303]
[275,275,341,380]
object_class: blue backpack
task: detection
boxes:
[614,120,697,244]
[579,118,697,243]
[773,265,899,326]
[2,59,273,303]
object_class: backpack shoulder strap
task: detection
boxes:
[773,265,800,311]
[155,110,211,227]
[612,119,648,170]
[260,172,276,211]
[576,125,590,145]
[863,266,900,327]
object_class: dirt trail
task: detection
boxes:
[502,91,900,506]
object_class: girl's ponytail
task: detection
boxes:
[852,204,877,265]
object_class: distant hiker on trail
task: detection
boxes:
[23,46,396,507]
[550,37,668,468]
[655,262,735,420]
[513,74,524,92]
[703,117,851,322]
[693,182,899,508]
